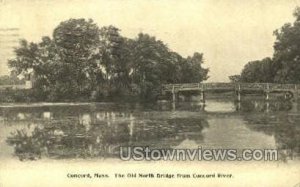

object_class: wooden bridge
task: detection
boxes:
[162,83,299,103]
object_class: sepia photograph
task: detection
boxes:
[0,0,300,186]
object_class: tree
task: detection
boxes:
[0,74,24,85]
[229,75,241,83]
[128,33,171,99]
[128,33,208,99]
[97,26,131,96]
[240,57,273,83]
[8,37,58,100]
[184,52,209,83]
[52,18,101,99]
[272,8,300,83]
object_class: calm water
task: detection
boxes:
[0,97,299,161]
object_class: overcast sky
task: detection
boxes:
[0,0,300,82]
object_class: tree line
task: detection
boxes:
[230,7,300,84]
[6,18,208,102]
[0,71,25,86]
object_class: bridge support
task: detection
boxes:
[200,91,205,104]
[162,83,300,112]
[237,91,241,102]
[172,85,177,103]
[235,84,242,111]
[266,101,270,113]
[263,85,270,112]
[236,84,241,102]
[236,102,241,111]
[235,84,242,109]
[265,83,270,101]
[172,92,177,110]
[265,91,270,113]
[265,92,270,101]
[172,91,176,103]
[171,85,177,110]
[235,92,241,111]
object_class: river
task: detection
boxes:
[0,97,299,162]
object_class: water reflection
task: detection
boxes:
[165,98,295,113]
[4,111,209,160]
[204,100,236,113]
[0,98,299,161]
[243,113,300,160]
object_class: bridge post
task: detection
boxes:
[234,84,242,111]
[266,102,270,113]
[237,93,241,102]
[237,84,241,102]
[200,84,205,104]
[265,92,269,101]
[236,102,241,111]
[171,85,178,110]
[172,85,176,103]
[264,84,270,112]
[200,91,206,104]
[265,83,270,101]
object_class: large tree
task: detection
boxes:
[272,8,300,83]
[128,33,174,99]
[52,18,101,99]
[128,33,208,99]
[97,26,132,96]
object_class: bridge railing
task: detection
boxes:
[240,83,267,90]
[240,83,298,90]
[204,83,234,89]
[162,83,300,92]
[268,83,297,90]
[162,83,200,91]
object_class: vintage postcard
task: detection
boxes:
[0,0,300,186]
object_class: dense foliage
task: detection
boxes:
[8,19,208,102]
[231,7,300,83]
[239,57,273,83]
[0,71,25,85]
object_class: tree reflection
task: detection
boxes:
[239,99,293,113]
[243,113,300,161]
[6,114,209,161]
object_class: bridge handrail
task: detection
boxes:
[162,83,300,91]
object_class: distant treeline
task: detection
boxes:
[0,73,25,85]
[0,73,28,102]
[230,7,300,84]
[6,19,208,102]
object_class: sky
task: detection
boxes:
[0,0,300,82]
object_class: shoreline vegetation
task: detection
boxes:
[2,8,300,103]
[0,18,209,103]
